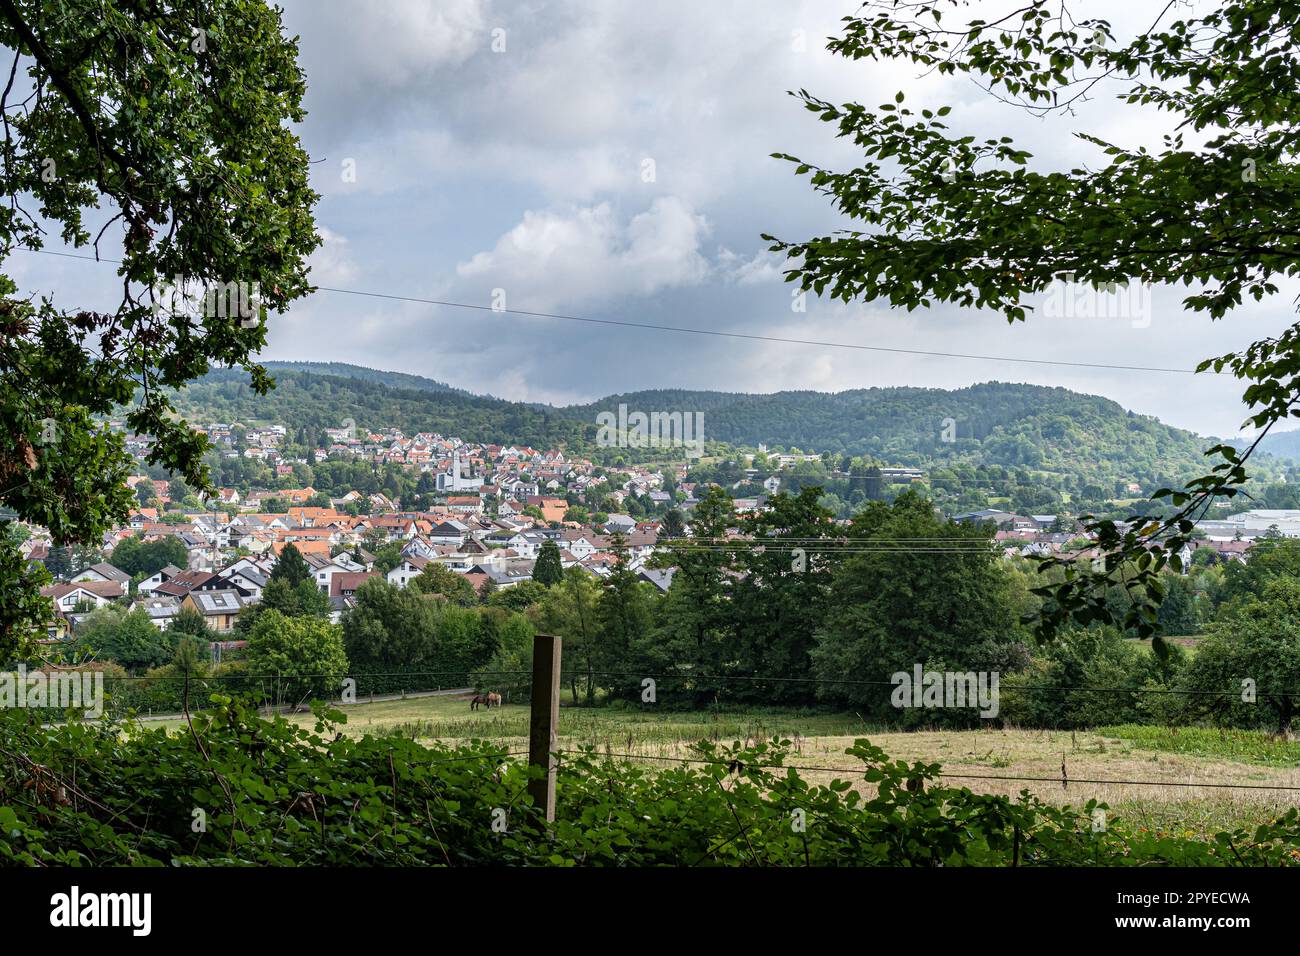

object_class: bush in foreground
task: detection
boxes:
[0,700,1297,866]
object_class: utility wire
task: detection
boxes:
[413,749,529,768]
[95,671,1297,698]
[549,671,1291,698]
[668,535,1077,543]
[17,247,1215,375]
[656,545,1002,553]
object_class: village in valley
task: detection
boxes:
[15,412,1290,648]
[28,421,679,641]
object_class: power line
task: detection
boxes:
[16,246,1213,376]
[652,546,1002,554]
[648,544,1102,558]
[87,670,533,680]
[315,285,1203,374]
[556,671,1274,695]
[648,549,1030,560]
[118,668,1284,699]
[77,673,1295,702]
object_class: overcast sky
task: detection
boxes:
[16,0,1299,439]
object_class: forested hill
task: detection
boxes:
[171,366,1223,489]
[260,361,473,397]
[564,383,1220,487]
[168,367,588,451]
[1235,428,1300,463]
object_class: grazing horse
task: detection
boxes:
[486,692,502,708]
[470,694,489,711]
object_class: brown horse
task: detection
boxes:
[470,694,488,711]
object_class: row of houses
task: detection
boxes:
[32,501,675,639]
[30,492,1290,648]
[966,509,1258,565]
[183,424,663,506]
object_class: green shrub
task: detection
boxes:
[2,701,1298,866]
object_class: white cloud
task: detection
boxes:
[719,247,787,286]
[292,0,488,90]
[455,196,711,309]
[306,226,359,286]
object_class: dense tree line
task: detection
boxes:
[105,535,189,579]
[34,497,1300,736]
[165,368,593,456]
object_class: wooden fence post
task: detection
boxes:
[528,633,562,822]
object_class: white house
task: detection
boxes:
[562,534,599,560]
[386,556,429,589]
[310,558,357,594]
[71,562,130,596]
[221,567,267,602]
[427,521,468,547]
[603,514,638,535]
[42,583,121,612]
[137,564,183,596]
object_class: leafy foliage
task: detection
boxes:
[532,540,563,588]
[1182,578,1300,735]
[0,0,318,655]
[104,535,187,578]
[2,700,1298,865]
[411,563,478,607]
[765,0,1300,641]
[72,606,175,672]
[269,544,311,589]
[341,578,506,688]
[534,567,603,704]
[246,610,348,706]
[810,490,1029,718]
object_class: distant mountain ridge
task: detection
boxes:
[261,361,473,397]
[172,366,587,452]
[563,382,1221,484]
[1232,428,1300,463]
[169,363,1238,492]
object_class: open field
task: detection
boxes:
[134,695,1300,838]
[1133,636,1204,654]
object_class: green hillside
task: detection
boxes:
[167,365,1247,497]
[261,361,473,397]
[565,382,1224,491]
[1238,428,1300,463]
[168,367,588,451]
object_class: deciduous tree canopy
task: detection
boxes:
[766,0,1300,642]
[0,0,318,656]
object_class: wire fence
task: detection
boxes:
[26,666,1292,731]
[553,750,1300,794]
[11,642,1300,876]
[19,662,1297,797]
[62,668,1300,699]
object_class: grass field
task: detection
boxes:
[135,692,1300,837]
[1133,636,1204,654]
